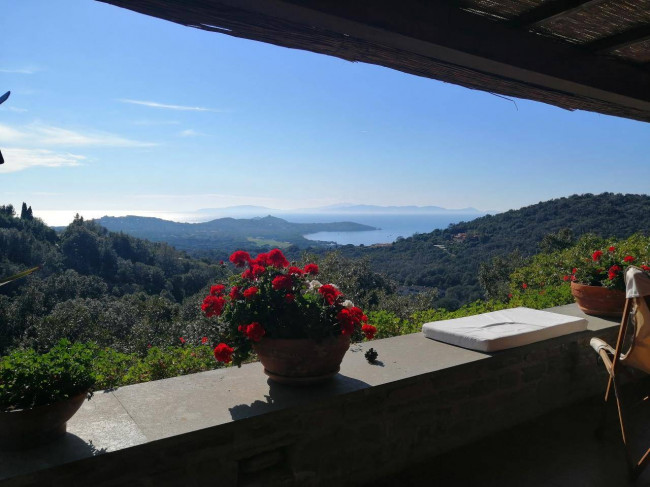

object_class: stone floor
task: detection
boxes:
[374,379,650,487]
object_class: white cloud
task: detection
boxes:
[179,129,205,137]
[0,106,28,113]
[0,67,38,74]
[0,122,155,147]
[119,98,221,112]
[0,148,85,173]
[131,119,180,126]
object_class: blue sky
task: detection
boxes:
[2,0,649,225]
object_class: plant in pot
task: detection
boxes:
[201,249,377,384]
[0,339,95,449]
[565,246,650,318]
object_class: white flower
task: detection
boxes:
[342,300,354,309]
[308,280,322,291]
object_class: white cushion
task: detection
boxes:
[422,307,588,352]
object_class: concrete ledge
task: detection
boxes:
[0,304,621,486]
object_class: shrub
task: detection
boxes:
[0,339,95,411]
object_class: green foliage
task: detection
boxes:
[92,345,220,390]
[0,339,95,411]
[336,193,650,306]
[478,251,526,301]
[512,234,650,292]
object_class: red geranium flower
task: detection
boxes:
[251,264,266,278]
[522,283,528,289]
[563,275,570,281]
[229,250,251,267]
[239,322,266,342]
[272,275,293,291]
[319,284,342,305]
[624,256,635,263]
[572,268,577,274]
[229,286,242,300]
[201,295,226,317]
[267,248,290,268]
[210,284,226,296]
[362,324,377,340]
[201,336,209,345]
[608,246,616,253]
[592,250,604,261]
[642,265,650,272]
[252,253,270,267]
[179,337,186,344]
[608,265,622,280]
[214,343,234,363]
[285,293,295,303]
[243,287,259,299]
[304,263,319,275]
[288,266,304,276]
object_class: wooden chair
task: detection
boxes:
[591,266,650,480]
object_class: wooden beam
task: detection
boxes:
[586,25,650,53]
[509,0,607,27]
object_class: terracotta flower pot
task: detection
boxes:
[571,281,626,318]
[0,392,87,450]
[253,335,351,385]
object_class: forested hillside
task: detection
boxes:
[340,193,650,308]
[0,205,230,355]
[94,215,375,252]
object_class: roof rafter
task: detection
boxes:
[509,0,608,27]
[586,25,650,53]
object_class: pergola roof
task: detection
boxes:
[99,0,650,123]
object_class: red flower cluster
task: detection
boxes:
[608,265,622,280]
[592,250,604,261]
[201,336,209,345]
[214,343,234,363]
[337,306,367,335]
[304,263,319,275]
[229,250,251,267]
[238,322,266,342]
[210,284,226,296]
[288,266,304,276]
[243,287,259,299]
[608,246,616,253]
[268,248,290,268]
[229,286,242,300]
[624,256,635,263]
[201,295,226,317]
[319,284,342,305]
[362,324,377,340]
[272,275,293,291]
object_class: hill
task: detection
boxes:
[340,193,650,308]
[93,215,376,251]
[0,206,231,355]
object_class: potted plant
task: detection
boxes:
[0,339,95,449]
[201,249,377,384]
[565,246,650,317]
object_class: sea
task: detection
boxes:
[285,213,482,246]
[35,209,483,247]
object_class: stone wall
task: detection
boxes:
[2,309,619,487]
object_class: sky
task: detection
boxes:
[2,0,649,225]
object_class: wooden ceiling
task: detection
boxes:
[99,0,650,122]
